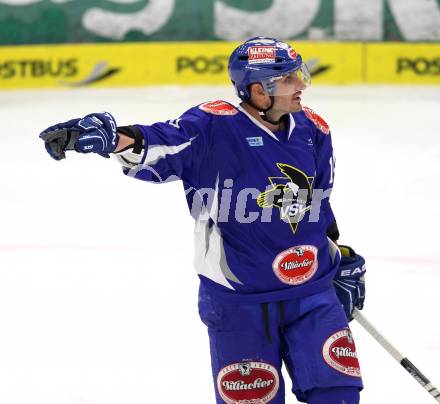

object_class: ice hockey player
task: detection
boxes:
[40,37,366,404]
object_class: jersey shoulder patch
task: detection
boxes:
[198,100,238,116]
[302,106,330,135]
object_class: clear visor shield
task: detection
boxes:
[261,63,311,96]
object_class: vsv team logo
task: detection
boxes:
[257,163,314,235]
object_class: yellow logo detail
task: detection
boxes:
[257,163,314,235]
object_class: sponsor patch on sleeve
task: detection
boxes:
[303,106,330,135]
[217,361,280,404]
[322,329,362,377]
[198,100,238,115]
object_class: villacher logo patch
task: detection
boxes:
[217,361,279,404]
[322,329,362,378]
[272,245,318,285]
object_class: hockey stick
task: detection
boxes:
[353,309,440,402]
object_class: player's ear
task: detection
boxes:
[249,83,271,110]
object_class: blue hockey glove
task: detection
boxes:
[333,245,366,322]
[39,112,119,160]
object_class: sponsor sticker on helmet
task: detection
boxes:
[198,100,238,115]
[276,41,289,50]
[272,245,318,285]
[217,361,279,404]
[248,46,276,65]
[303,106,330,135]
[288,48,298,60]
[322,329,362,377]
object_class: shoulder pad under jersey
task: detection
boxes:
[302,106,330,135]
[198,100,238,116]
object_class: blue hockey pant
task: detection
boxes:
[198,286,363,403]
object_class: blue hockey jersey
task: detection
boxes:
[122,101,340,303]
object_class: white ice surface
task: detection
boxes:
[0,85,439,404]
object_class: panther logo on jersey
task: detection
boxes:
[257,163,314,235]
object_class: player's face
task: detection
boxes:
[271,73,307,113]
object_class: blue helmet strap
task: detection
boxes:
[246,86,286,126]
[259,96,286,125]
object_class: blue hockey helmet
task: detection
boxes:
[228,37,310,101]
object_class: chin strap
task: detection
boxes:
[248,95,286,125]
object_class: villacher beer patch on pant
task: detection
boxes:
[217,361,280,404]
[322,329,361,378]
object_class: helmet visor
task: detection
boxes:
[261,62,311,96]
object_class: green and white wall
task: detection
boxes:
[1,0,439,89]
